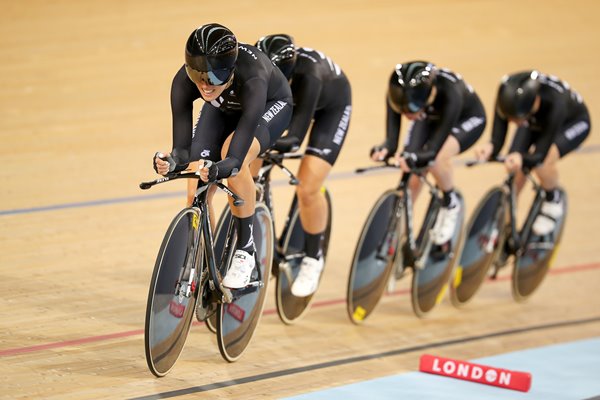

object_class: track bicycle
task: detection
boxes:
[347,160,465,322]
[206,150,333,326]
[141,167,273,376]
[450,158,567,305]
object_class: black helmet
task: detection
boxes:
[388,61,437,114]
[185,23,238,86]
[496,71,541,119]
[255,34,297,79]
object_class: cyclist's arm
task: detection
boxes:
[523,101,566,168]
[383,98,401,154]
[216,77,268,178]
[418,88,462,162]
[490,101,509,159]
[286,74,322,143]
[170,65,201,170]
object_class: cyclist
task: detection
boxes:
[255,34,352,297]
[371,61,486,245]
[153,23,293,289]
[475,70,590,235]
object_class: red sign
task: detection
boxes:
[419,354,532,392]
[169,301,185,318]
[227,303,246,322]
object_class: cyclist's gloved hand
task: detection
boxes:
[153,152,176,175]
[370,144,391,161]
[401,150,435,169]
[273,135,301,153]
[197,160,219,183]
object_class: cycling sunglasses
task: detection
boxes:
[185,65,233,86]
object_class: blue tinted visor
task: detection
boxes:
[185,65,233,86]
[407,101,423,113]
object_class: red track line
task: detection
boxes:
[1,262,598,358]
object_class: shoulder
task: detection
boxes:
[538,73,568,95]
[437,68,462,85]
[235,43,272,82]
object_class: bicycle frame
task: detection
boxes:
[393,169,444,270]
[254,152,303,255]
[498,170,546,258]
[141,173,256,304]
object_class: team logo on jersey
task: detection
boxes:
[239,45,258,60]
[201,149,211,158]
[262,101,287,122]
[333,105,352,145]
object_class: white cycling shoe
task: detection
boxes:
[222,249,255,289]
[291,257,324,297]
[432,204,461,245]
[533,200,564,236]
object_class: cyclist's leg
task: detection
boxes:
[223,100,293,247]
[218,138,261,288]
[301,103,351,256]
[291,102,351,297]
[430,101,487,191]
[535,112,591,190]
[532,111,590,235]
[188,103,236,228]
[403,119,430,201]
[296,155,331,243]
[430,109,486,244]
[222,100,292,287]
[508,125,534,195]
[533,145,560,190]
[429,135,460,191]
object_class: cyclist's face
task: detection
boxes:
[508,116,528,126]
[404,110,425,121]
[196,80,228,102]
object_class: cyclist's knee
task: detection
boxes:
[297,182,323,204]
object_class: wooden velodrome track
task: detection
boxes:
[1,1,599,398]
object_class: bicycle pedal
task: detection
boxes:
[279,262,294,283]
[221,288,233,303]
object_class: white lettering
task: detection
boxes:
[262,101,287,122]
[298,52,318,63]
[238,45,258,60]
[333,105,352,145]
[485,369,498,382]
[439,70,458,83]
[499,371,512,385]
[456,363,469,377]
[565,121,588,140]
[432,358,441,372]
[460,116,485,132]
[472,366,483,380]
[443,361,456,375]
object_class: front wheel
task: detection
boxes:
[216,202,273,362]
[450,187,506,307]
[346,190,402,324]
[411,191,465,317]
[275,188,333,324]
[512,189,568,302]
[144,208,202,377]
